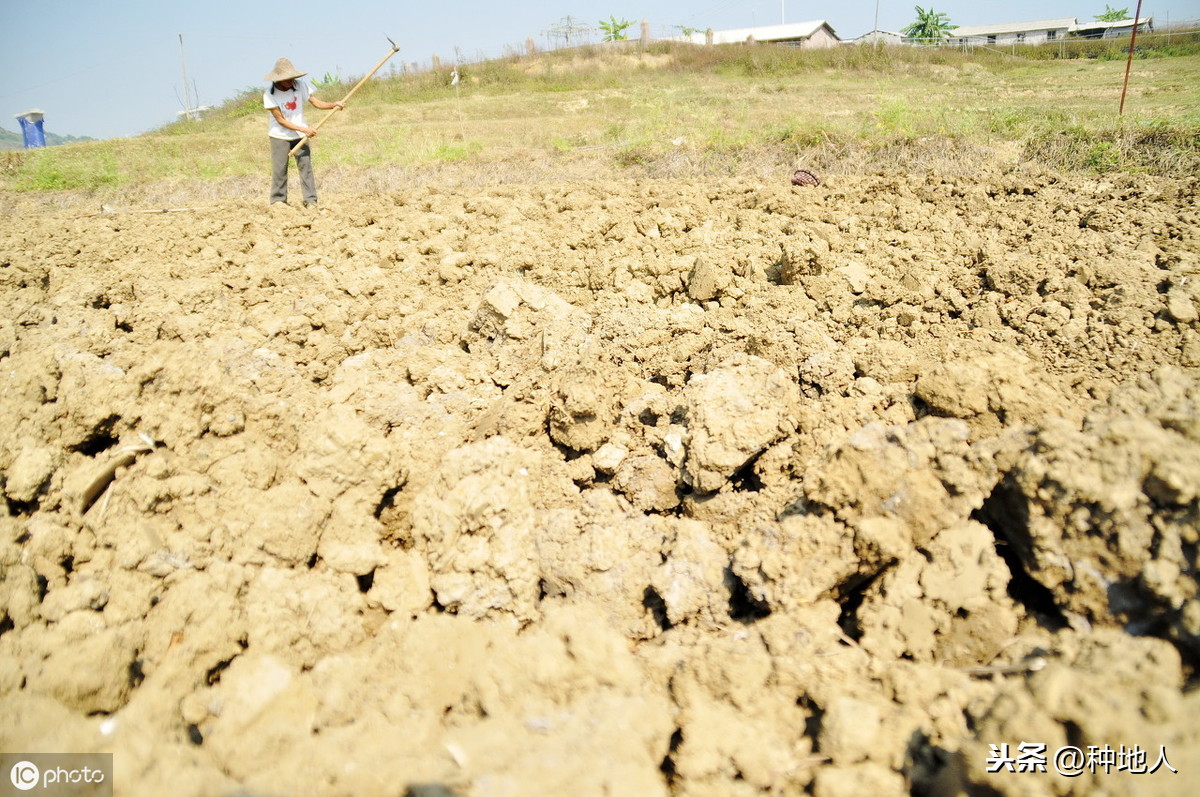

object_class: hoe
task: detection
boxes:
[289,36,401,157]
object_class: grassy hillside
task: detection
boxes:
[0,126,97,151]
[3,38,1199,202]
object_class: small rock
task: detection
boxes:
[686,256,732,302]
[1166,286,1198,323]
[593,442,628,474]
[5,446,57,503]
[682,355,800,494]
[613,454,681,513]
[819,697,882,764]
[834,262,872,294]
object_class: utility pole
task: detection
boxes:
[874,0,881,33]
[178,33,193,121]
[543,16,591,49]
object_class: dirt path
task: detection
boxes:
[1,171,1198,796]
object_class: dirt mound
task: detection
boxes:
[1,171,1198,795]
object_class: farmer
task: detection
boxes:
[262,57,344,206]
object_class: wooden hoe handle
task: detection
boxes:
[290,37,400,157]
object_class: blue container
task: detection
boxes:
[17,116,46,149]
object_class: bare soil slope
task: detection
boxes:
[2,170,1198,796]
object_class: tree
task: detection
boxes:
[1096,5,1130,21]
[599,16,634,42]
[901,6,956,43]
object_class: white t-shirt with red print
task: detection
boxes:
[263,80,311,140]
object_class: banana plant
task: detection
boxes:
[599,16,634,42]
[901,6,956,43]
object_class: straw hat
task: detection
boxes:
[263,57,307,82]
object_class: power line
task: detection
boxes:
[0,55,135,99]
[686,0,756,25]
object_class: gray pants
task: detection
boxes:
[269,137,316,205]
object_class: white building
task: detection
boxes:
[672,21,842,49]
[946,17,1153,47]
[947,18,1075,46]
[1070,17,1154,38]
[176,106,212,122]
[848,30,905,46]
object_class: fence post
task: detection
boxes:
[640,19,650,46]
[1119,0,1146,115]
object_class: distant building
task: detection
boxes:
[672,21,842,49]
[176,106,212,122]
[945,17,1152,47]
[946,18,1075,46]
[848,30,905,46]
[1070,17,1153,39]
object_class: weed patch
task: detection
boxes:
[1024,118,1200,174]
[11,147,123,191]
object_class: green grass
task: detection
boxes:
[1013,29,1200,61]
[10,143,124,191]
[1025,116,1200,173]
[4,38,1199,198]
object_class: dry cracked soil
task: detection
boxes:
[1,170,1199,796]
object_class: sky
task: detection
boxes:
[1,0,1195,141]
